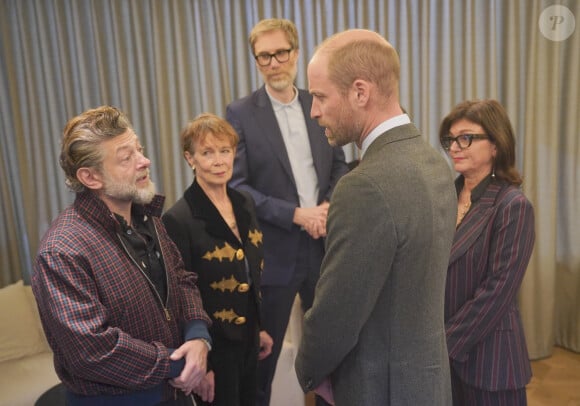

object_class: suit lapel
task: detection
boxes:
[448,183,503,265]
[253,86,296,185]
[183,180,248,246]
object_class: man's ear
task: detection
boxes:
[76,167,103,190]
[352,79,370,105]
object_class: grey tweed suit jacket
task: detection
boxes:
[295,123,456,405]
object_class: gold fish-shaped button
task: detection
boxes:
[236,249,244,260]
[237,283,250,293]
[210,275,239,292]
[234,316,246,325]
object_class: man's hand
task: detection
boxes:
[258,330,273,360]
[193,370,215,403]
[314,377,335,405]
[293,201,330,239]
[169,339,208,394]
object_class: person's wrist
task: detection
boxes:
[198,338,212,351]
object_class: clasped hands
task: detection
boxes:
[190,330,273,402]
[168,339,208,396]
[169,331,273,402]
[294,201,330,239]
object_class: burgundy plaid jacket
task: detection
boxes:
[32,191,210,399]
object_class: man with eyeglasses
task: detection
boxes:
[226,18,348,406]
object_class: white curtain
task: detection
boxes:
[1,0,578,359]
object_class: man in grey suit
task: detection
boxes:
[294,29,457,405]
[225,19,348,406]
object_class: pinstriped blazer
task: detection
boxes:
[445,176,535,391]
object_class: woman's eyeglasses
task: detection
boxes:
[441,134,488,151]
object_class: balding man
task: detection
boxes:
[295,29,456,405]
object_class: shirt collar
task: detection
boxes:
[455,174,494,203]
[267,86,299,111]
[361,114,411,158]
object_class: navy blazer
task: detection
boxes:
[226,85,348,285]
[445,177,535,391]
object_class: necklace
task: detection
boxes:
[457,201,471,225]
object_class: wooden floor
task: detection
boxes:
[528,346,580,406]
[305,346,580,406]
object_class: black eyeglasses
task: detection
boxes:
[254,49,293,66]
[441,134,488,151]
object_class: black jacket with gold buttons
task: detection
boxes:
[162,179,263,343]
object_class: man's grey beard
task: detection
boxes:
[103,178,156,205]
[267,69,297,93]
[268,77,292,92]
[133,181,156,204]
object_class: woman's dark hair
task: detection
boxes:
[439,99,522,186]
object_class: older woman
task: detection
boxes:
[439,99,535,405]
[163,113,272,406]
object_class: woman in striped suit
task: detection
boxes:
[439,99,535,405]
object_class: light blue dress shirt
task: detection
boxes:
[268,87,319,208]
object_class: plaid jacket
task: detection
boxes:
[32,191,210,400]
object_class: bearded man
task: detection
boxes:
[225,18,349,406]
[32,105,211,406]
